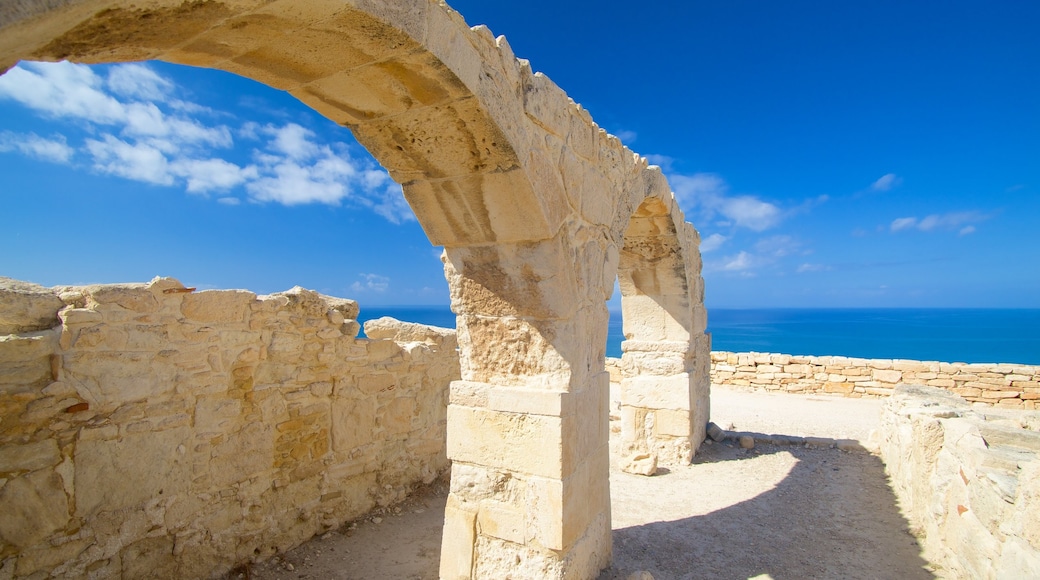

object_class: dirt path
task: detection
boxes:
[243,387,937,579]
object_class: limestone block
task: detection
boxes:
[477,500,525,544]
[74,426,191,517]
[354,95,518,182]
[455,315,572,386]
[207,422,274,488]
[0,278,63,333]
[654,408,692,438]
[446,404,563,479]
[331,397,376,452]
[487,385,570,417]
[620,452,657,476]
[180,289,255,324]
[522,71,569,137]
[0,330,57,389]
[0,469,69,549]
[621,374,693,412]
[440,494,477,579]
[363,316,456,348]
[381,396,416,435]
[86,284,158,313]
[445,238,579,319]
[63,351,173,408]
[872,368,903,383]
[620,294,691,343]
[0,439,60,474]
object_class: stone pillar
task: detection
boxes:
[438,240,612,579]
[617,200,710,468]
[619,333,710,466]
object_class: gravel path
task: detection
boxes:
[242,387,936,580]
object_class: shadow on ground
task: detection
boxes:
[599,435,935,580]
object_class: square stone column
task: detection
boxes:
[439,373,611,579]
[618,333,710,466]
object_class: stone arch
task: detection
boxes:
[1,2,708,578]
[616,193,711,466]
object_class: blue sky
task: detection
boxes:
[1,0,1038,308]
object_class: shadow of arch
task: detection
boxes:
[601,442,935,580]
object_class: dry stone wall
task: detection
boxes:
[711,351,1040,409]
[0,277,459,579]
[880,385,1040,577]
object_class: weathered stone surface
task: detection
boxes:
[620,452,657,476]
[0,439,59,473]
[0,469,69,549]
[710,350,1040,406]
[364,316,456,348]
[0,278,63,334]
[880,385,1040,578]
[0,274,459,578]
[0,0,718,574]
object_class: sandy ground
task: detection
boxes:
[240,386,937,580]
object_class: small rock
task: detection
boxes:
[739,435,755,449]
[284,563,295,572]
[621,452,657,476]
[372,517,383,524]
[321,532,333,540]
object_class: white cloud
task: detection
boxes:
[106,63,172,101]
[614,129,637,145]
[0,61,126,124]
[797,263,830,273]
[871,173,902,192]
[0,131,73,163]
[891,211,989,234]
[670,172,782,231]
[350,273,390,293]
[754,235,805,258]
[890,217,918,232]
[171,158,257,193]
[644,154,673,171]
[722,251,753,271]
[85,135,174,185]
[699,233,727,253]
[0,61,415,223]
[720,195,782,231]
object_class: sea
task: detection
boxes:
[357,307,1040,366]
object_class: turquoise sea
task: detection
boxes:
[358,307,1040,366]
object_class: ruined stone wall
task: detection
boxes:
[0,277,458,579]
[879,385,1040,577]
[710,351,1040,409]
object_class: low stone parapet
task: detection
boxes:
[0,277,459,578]
[879,385,1040,577]
[710,351,1040,409]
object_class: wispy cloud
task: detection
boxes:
[614,129,637,145]
[753,235,809,258]
[699,233,727,253]
[670,172,783,231]
[350,273,390,293]
[0,131,73,162]
[870,173,902,192]
[796,263,830,273]
[0,61,414,223]
[890,211,990,234]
